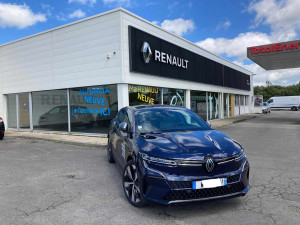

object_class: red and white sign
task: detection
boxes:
[248,41,300,55]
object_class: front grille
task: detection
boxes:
[169,181,192,189]
[169,174,240,189]
[227,174,240,183]
[164,182,245,201]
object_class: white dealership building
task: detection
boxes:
[0,8,254,134]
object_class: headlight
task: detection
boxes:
[141,153,177,166]
[235,150,246,161]
[232,139,246,161]
[232,139,243,150]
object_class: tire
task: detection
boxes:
[291,107,297,111]
[107,142,115,163]
[123,160,147,207]
[0,133,4,140]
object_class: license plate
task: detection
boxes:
[192,178,227,189]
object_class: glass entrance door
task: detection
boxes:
[223,94,228,118]
[18,93,30,129]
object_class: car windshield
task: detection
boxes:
[135,107,211,133]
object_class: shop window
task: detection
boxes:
[223,93,228,118]
[190,91,207,120]
[70,85,118,133]
[240,95,245,105]
[129,85,161,106]
[7,94,17,128]
[245,96,249,105]
[32,90,68,131]
[163,88,185,107]
[235,95,240,106]
[208,92,219,120]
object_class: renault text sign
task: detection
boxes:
[154,49,189,69]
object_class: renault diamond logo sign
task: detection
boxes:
[205,156,215,173]
[141,42,152,63]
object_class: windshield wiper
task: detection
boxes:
[139,131,162,135]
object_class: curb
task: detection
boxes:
[211,115,258,129]
[7,135,108,148]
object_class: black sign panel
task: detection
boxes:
[129,26,250,91]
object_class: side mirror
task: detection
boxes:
[119,122,128,132]
[205,120,211,127]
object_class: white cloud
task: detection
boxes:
[68,0,97,6]
[248,0,300,41]
[196,0,300,85]
[196,32,272,61]
[216,18,231,31]
[238,62,300,86]
[68,9,86,19]
[0,3,46,29]
[151,20,159,26]
[161,18,195,36]
[102,0,131,7]
[197,32,300,85]
[41,4,53,16]
[56,12,67,21]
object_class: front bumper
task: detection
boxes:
[139,158,250,205]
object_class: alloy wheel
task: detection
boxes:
[123,164,141,203]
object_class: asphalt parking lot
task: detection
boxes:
[0,110,299,225]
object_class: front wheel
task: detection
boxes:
[123,160,146,207]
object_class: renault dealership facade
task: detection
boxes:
[0,8,254,134]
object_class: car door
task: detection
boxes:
[114,108,132,168]
[111,108,127,165]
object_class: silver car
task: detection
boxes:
[262,102,271,113]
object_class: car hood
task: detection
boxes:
[137,130,242,160]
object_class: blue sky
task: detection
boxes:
[0,0,300,86]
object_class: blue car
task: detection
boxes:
[107,105,250,207]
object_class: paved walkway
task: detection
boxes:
[5,113,260,147]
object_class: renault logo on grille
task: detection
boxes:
[205,156,215,173]
[141,42,152,63]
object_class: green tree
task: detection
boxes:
[254,82,300,101]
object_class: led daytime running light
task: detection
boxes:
[141,153,177,166]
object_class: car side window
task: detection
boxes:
[268,99,273,104]
[60,106,68,113]
[49,107,60,114]
[124,110,132,131]
[117,108,126,124]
